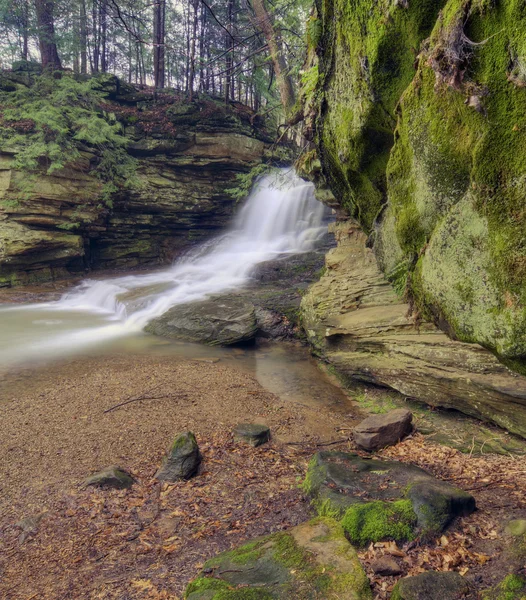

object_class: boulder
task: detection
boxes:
[185,517,372,599]
[155,431,201,482]
[84,466,135,489]
[233,423,271,447]
[145,296,257,346]
[303,452,475,544]
[354,409,413,451]
[391,571,471,600]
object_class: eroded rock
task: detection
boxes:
[185,517,372,599]
[301,221,526,439]
[303,452,475,544]
[155,431,201,482]
[145,296,257,346]
[354,409,413,451]
[233,423,271,447]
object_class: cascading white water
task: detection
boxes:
[0,169,328,367]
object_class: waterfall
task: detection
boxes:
[0,169,328,365]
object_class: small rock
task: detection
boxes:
[84,466,135,489]
[505,519,526,537]
[391,571,471,599]
[16,512,47,544]
[370,556,402,576]
[354,409,413,451]
[233,423,270,447]
[155,431,201,482]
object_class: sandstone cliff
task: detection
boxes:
[0,71,274,286]
[299,0,526,434]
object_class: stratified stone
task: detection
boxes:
[354,409,413,451]
[301,221,526,439]
[391,571,471,600]
[303,452,475,544]
[84,466,135,489]
[233,423,271,447]
[185,517,372,600]
[145,296,257,346]
[155,431,201,482]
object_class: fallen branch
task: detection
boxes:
[104,384,186,413]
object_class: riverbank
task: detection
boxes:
[0,352,354,599]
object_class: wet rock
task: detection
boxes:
[155,431,201,482]
[145,296,257,346]
[84,466,135,489]
[354,409,413,451]
[185,517,372,599]
[391,571,471,599]
[233,423,271,447]
[303,452,475,544]
[370,556,402,576]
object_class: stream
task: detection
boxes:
[0,169,351,413]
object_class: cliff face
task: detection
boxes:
[302,0,526,370]
[0,73,272,286]
[299,0,526,435]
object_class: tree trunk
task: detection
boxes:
[153,0,166,88]
[34,0,62,69]
[80,0,88,74]
[251,0,295,114]
[224,0,234,102]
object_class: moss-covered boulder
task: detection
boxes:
[391,571,471,600]
[303,452,475,544]
[184,517,372,599]
[307,0,526,369]
[145,296,257,346]
[155,431,201,482]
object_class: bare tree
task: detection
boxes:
[153,0,166,88]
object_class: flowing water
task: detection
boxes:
[0,169,327,368]
[0,169,352,410]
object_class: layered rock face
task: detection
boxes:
[0,73,271,286]
[302,0,526,370]
[301,221,526,438]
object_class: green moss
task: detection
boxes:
[312,0,446,231]
[185,577,274,599]
[482,574,526,600]
[341,500,417,546]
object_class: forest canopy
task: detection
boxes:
[0,0,311,120]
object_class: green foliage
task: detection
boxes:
[0,74,137,205]
[482,574,526,600]
[341,500,417,546]
[225,163,274,201]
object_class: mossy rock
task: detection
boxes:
[391,571,471,600]
[302,452,475,544]
[309,0,526,368]
[155,431,201,482]
[184,517,372,599]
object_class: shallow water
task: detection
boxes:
[0,169,328,368]
[0,169,351,413]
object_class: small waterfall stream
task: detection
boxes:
[0,169,328,367]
